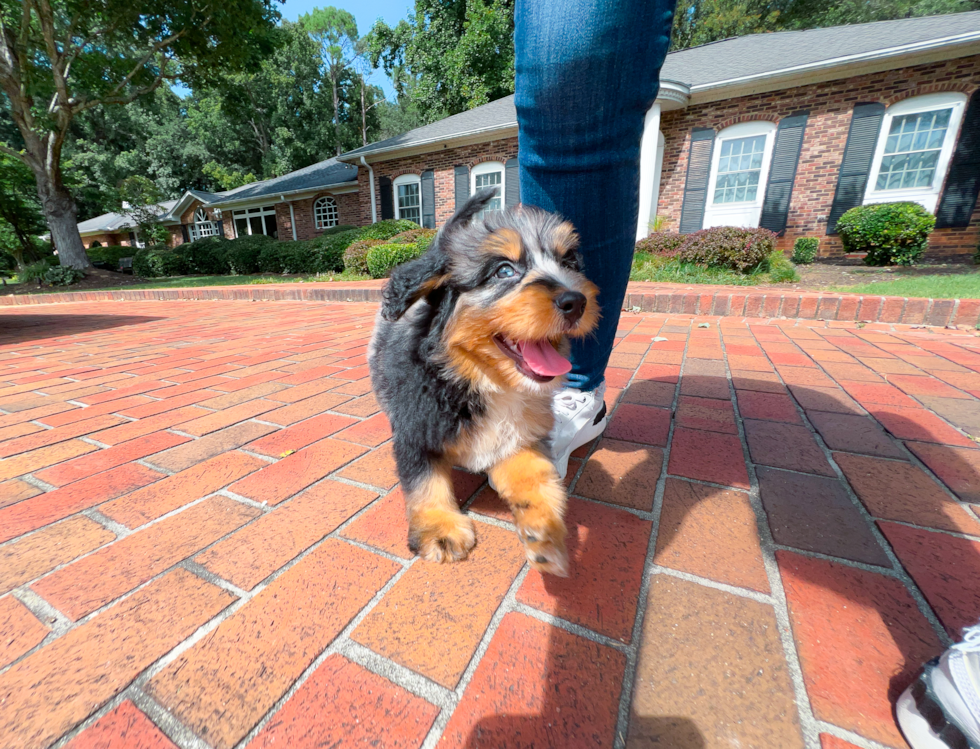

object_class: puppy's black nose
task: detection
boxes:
[555,290,586,324]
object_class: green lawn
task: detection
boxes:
[832,273,980,299]
[4,269,371,293]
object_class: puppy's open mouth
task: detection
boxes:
[493,335,572,382]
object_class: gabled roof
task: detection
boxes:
[208,158,357,206]
[77,199,179,235]
[339,11,980,162]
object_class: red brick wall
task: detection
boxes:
[656,56,980,257]
[82,233,132,250]
[356,138,519,227]
[282,192,362,241]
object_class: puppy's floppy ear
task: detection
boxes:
[379,188,497,321]
[381,245,449,321]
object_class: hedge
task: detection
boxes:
[635,231,686,257]
[85,245,133,268]
[366,237,431,278]
[836,202,934,266]
[357,219,420,241]
[343,238,384,274]
[791,237,819,265]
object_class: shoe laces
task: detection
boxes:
[554,390,591,419]
[953,622,980,652]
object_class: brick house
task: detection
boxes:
[77,12,980,260]
[337,12,980,259]
[76,159,359,250]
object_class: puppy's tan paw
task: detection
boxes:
[518,514,568,577]
[409,510,476,563]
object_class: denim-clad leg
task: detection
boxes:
[515,0,676,392]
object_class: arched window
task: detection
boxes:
[88,241,102,248]
[471,161,504,216]
[703,121,777,229]
[864,92,968,214]
[188,207,219,241]
[313,196,339,229]
[394,174,422,225]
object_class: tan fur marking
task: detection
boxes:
[480,228,523,261]
[405,460,476,563]
[488,448,569,576]
[551,222,580,256]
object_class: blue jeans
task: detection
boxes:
[515,0,676,392]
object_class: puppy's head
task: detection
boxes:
[381,188,599,392]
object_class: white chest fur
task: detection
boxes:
[456,389,553,473]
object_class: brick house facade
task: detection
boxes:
[655,56,980,257]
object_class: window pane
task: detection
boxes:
[475,170,503,214]
[235,218,248,237]
[264,214,278,239]
[397,183,421,225]
[249,216,264,235]
[876,108,951,191]
[712,134,767,204]
[314,197,338,229]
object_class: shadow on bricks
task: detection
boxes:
[0,314,164,346]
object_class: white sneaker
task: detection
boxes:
[897,622,980,749]
[549,383,608,480]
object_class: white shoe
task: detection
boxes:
[549,383,608,480]
[897,622,980,749]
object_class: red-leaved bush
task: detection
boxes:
[635,226,777,272]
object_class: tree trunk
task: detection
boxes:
[34,170,91,270]
[331,73,342,156]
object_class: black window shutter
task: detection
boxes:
[679,128,716,234]
[379,176,394,220]
[826,103,885,234]
[505,158,520,208]
[128,231,137,245]
[180,224,189,243]
[936,91,980,229]
[454,166,470,210]
[421,170,435,228]
[217,219,225,238]
[760,112,809,235]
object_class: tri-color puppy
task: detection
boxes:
[368,188,599,576]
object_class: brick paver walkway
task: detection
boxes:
[1,301,979,749]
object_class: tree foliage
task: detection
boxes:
[367,0,515,123]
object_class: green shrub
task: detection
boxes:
[0,250,16,283]
[176,237,230,275]
[635,232,686,257]
[19,260,51,283]
[309,229,360,273]
[256,241,315,274]
[43,266,85,286]
[791,237,819,265]
[85,245,132,268]
[836,202,935,267]
[366,241,428,278]
[766,252,799,283]
[320,224,357,236]
[225,235,275,275]
[678,226,776,272]
[343,238,384,274]
[133,247,187,278]
[357,219,419,241]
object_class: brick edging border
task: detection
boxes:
[2,282,977,328]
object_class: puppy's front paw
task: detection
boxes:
[517,511,568,577]
[409,509,477,563]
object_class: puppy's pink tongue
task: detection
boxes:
[519,340,572,377]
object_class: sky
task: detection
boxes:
[174,0,410,99]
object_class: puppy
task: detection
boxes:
[368,188,599,576]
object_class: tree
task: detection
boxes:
[671,0,780,50]
[299,7,359,156]
[0,0,280,270]
[0,154,45,265]
[367,0,515,124]
[203,161,257,191]
[118,175,169,246]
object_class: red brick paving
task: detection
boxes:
[1,301,979,749]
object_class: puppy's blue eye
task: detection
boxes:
[495,264,516,279]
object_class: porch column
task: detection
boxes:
[636,102,663,241]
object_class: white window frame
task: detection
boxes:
[393,173,422,225]
[188,207,219,241]
[471,161,505,216]
[864,92,968,214]
[703,121,777,230]
[313,196,339,230]
[232,205,278,238]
